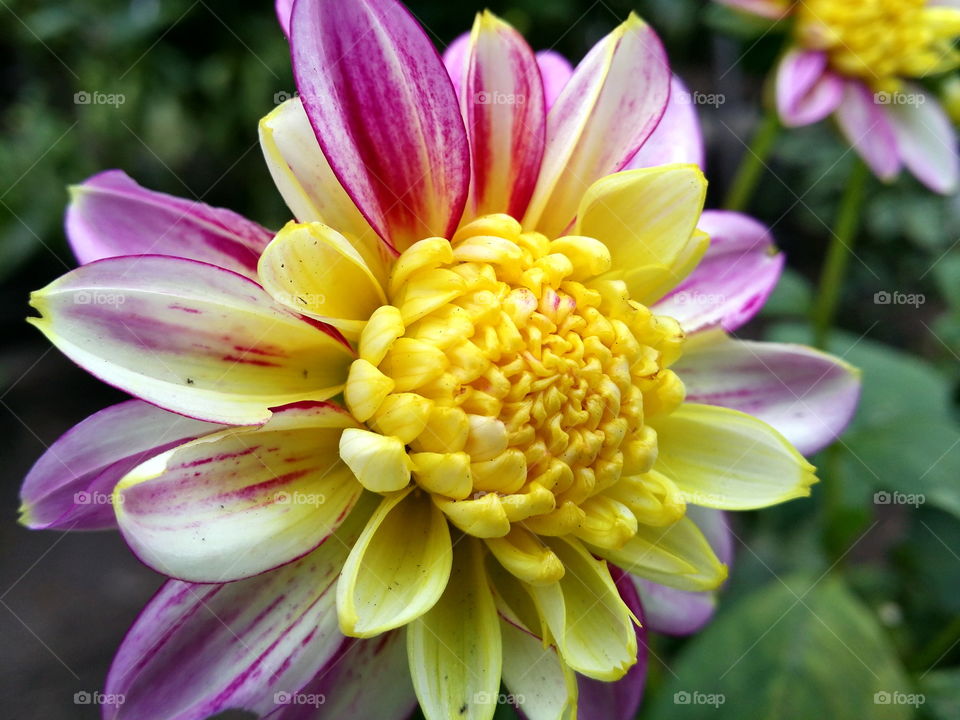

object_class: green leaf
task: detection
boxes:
[646,575,916,720]
[918,668,960,720]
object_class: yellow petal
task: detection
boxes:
[257,221,386,339]
[411,451,472,499]
[485,526,565,586]
[590,515,727,591]
[434,492,511,538]
[343,359,394,422]
[500,619,578,720]
[407,538,501,720]
[358,305,405,366]
[339,428,411,492]
[527,537,637,681]
[337,488,451,637]
[576,165,708,304]
[652,403,818,509]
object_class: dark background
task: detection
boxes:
[2,1,960,718]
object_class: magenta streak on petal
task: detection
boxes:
[18,400,224,531]
[291,0,470,251]
[65,170,273,279]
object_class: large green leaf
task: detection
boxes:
[918,668,960,720]
[646,575,915,720]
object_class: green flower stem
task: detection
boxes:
[911,614,960,672]
[812,159,870,349]
[723,110,781,212]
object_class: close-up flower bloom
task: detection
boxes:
[16,0,862,718]
[718,0,960,193]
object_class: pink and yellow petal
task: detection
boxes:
[459,11,546,220]
[19,400,223,531]
[66,170,272,279]
[676,335,861,455]
[102,498,373,720]
[114,402,362,582]
[28,256,353,425]
[523,14,671,237]
[653,210,783,333]
[290,0,469,251]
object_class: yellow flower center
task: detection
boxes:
[795,0,960,90]
[340,213,689,584]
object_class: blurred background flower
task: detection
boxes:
[2,1,960,719]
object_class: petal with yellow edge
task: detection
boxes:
[651,403,818,509]
[257,221,387,340]
[27,255,354,426]
[576,165,708,305]
[591,515,728,592]
[337,488,452,637]
[407,538,502,720]
[114,402,362,582]
[527,537,637,681]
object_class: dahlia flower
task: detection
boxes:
[20,1,860,718]
[718,0,960,193]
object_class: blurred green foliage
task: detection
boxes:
[3,1,960,719]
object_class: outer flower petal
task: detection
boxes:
[577,566,647,720]
[103,498,373,720]
[65,170,272,279]
[776,49,844,128]
[633,506,732,635]
[536,50,573,110]
[276,0,293,38]
[715,0,792,19]
[114,402,362,582]
[257,221,387,339]
[443,32,472,100]
[653,210,784,333]
[407,538,502,720]
[258,98,389,280]
[527,537,637,681]
[885,84,960,195]
[651,403,818,508]
[459,11,546,220]
[835,81,901,182]
[337,487,452,637]
[500,619,578,720]
[19,400,222,531]
[627,75,705,169]
[523,14,671,237]
[576,165,708,305]
[28,255,354,426]
[291,0,470,251]
[591,516,727,592]
[267,632,416,719]
[674,335,861,456]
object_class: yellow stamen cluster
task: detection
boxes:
[340,214,688,585]
[795,0,960,91]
